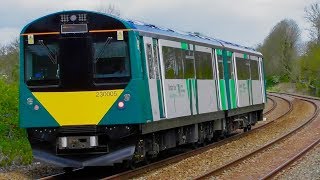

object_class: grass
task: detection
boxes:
[266,85,281,92]
[0,79,32,166]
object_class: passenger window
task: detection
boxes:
[146,44,155,79]
[217,55,224,79]
[236,57,250,80]
[163,46,183,79]
[152,41,160,79]
[251,60,260,80]
[195,51,213,79]
[227,54,234,79]
[183,50,195,79]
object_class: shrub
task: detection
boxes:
[0,79,32,166]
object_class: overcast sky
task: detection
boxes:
[0,0,317,47]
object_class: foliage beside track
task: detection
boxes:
[0,79,32,166]
[0,40,32,166]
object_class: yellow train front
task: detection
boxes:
[19,10,266,168]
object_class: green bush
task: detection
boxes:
[0,79,32,166]
[266,75,280,88]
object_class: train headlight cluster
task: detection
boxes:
[60,14,87,23]
[27,98,33,105]
[70,15,77,22]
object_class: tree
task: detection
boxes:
[96,3,121,17]
[257,19,300,82]
[0,39,19,83]
[298,43,320,95]
[305,2,320,44]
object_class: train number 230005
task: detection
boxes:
[96,91,118,97]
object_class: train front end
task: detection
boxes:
[19,11,147,167]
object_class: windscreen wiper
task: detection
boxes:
[94,37,113,63]
[38,40,58,64]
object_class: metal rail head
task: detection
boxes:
[194,93,318,180]
[264,97,277,115]
[103,94,293,180]
[261,93,320,179]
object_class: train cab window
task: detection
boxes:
[93,41,130,83]
[25,41,60,86]
[163,46,183,79]
[195,51,213,79]
[236,58,250,80]
[251,60,260,80]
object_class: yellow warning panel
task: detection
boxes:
[117,30,124,40]
[32,90,124,126]
[28,35,34,44]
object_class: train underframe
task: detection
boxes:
[27,108,263,168]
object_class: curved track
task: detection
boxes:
[194,93,319,179]
[264,97,277,115]
[260,93,320,179]
[102,94,292,180]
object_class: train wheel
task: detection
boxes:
[124,160,136,170]
[244,125,251,132]
[143,155,152,165]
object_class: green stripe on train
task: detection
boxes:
[186,79,192,114]
[157,79,165,118]
[219,79,227,110]
[229,79,237,109]
[247,79,252,105]
[191,79,198,114]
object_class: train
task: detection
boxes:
[19,10,266,168]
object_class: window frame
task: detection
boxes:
[91,32,131,86]
[194,45,215,80]
[24,36,61,88]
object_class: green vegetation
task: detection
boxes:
[0,40,33,166]
[298,43,320,96]
[0,79,32,166]
[260,2,320,96]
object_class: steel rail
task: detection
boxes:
[264,97,277,115]
[261,137,320,179]
[260,92,320,179]
[102,94,292,180]
[194,94,319,180]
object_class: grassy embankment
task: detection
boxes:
[0,79,32,166]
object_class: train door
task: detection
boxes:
[158,39,192,119]
[259,57,266,103]
[227,51,237,109]
[143,37,165,121]
[250,55,263,105]
[215,49,228,110]
[235,53,251,107]
[195,45,219,113]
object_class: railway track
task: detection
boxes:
[41,93,295,179]
[194,93,320,179]
[101,94,292,180]
[261,93,320,179]
[264,97,277,115]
